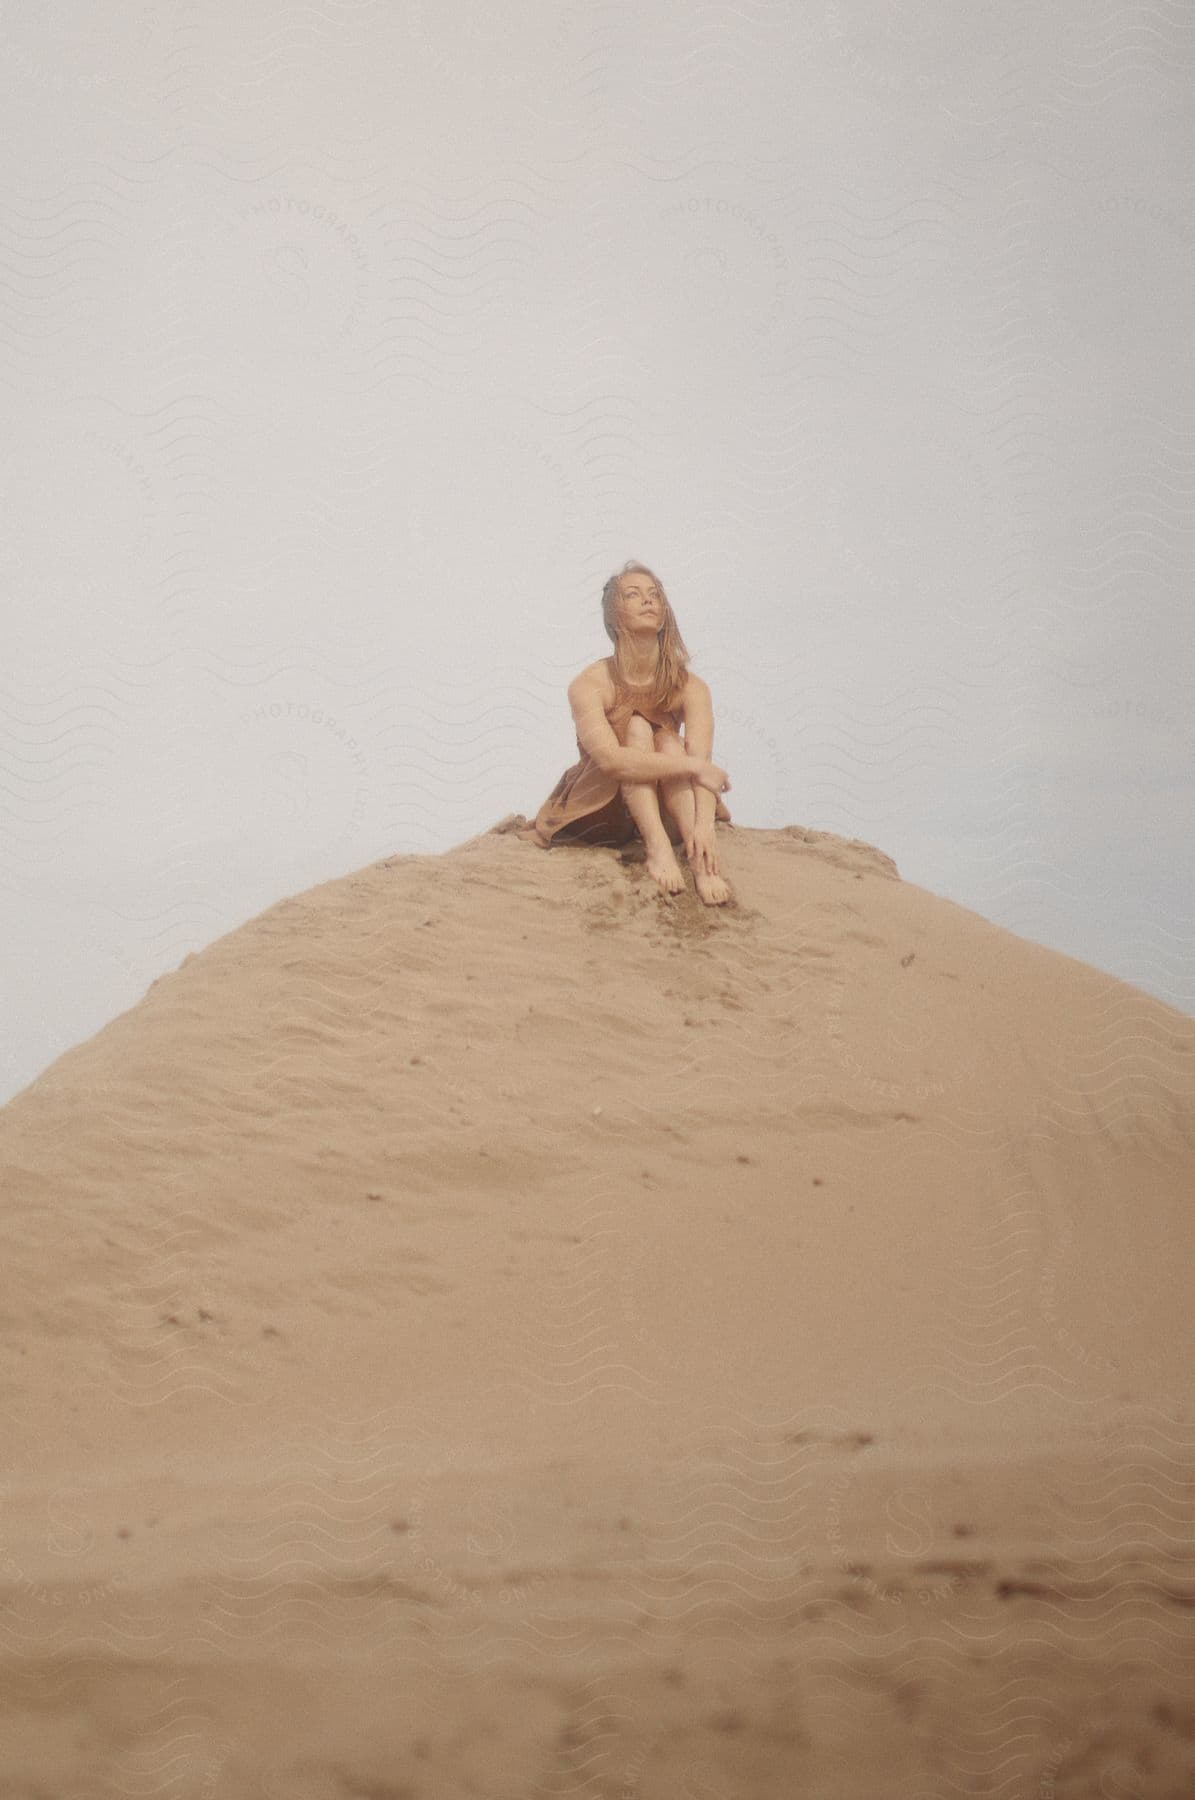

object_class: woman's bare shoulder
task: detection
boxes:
[679,669,710,708]
[571,657,614,696]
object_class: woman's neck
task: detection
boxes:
[613,647,660,688]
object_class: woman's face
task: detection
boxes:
[617,572,663,632]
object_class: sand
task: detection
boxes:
[2,819,1194,1797]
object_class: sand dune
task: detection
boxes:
[2,820,1194,1797]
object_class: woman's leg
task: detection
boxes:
[654,725,732,907]
[618,713,686,894]
[653,730,697,846]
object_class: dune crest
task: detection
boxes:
[3,824,1194,1795]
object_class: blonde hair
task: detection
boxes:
[600,561,691,716]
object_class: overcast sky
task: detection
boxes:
[2,1,1192,1103]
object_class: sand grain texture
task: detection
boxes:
[2,822,1195,1797]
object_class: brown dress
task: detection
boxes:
[520,659,732,849]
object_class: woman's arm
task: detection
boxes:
[569,672,729,789]
[681,674,717,829]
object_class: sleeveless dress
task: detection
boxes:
[519,659,732,850]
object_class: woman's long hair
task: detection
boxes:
[600,561,691,716]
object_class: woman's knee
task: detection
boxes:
[621,711,657,747]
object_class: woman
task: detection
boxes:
[519,562,734,905]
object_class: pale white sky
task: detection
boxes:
[2,0,1192,1103]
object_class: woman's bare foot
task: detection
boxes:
[645,836,686,895]
[692,865,731,906]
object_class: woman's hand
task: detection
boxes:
[693,761,731,797]
[684,822,720,875]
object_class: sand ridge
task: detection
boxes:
[2,822,1194,1795]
